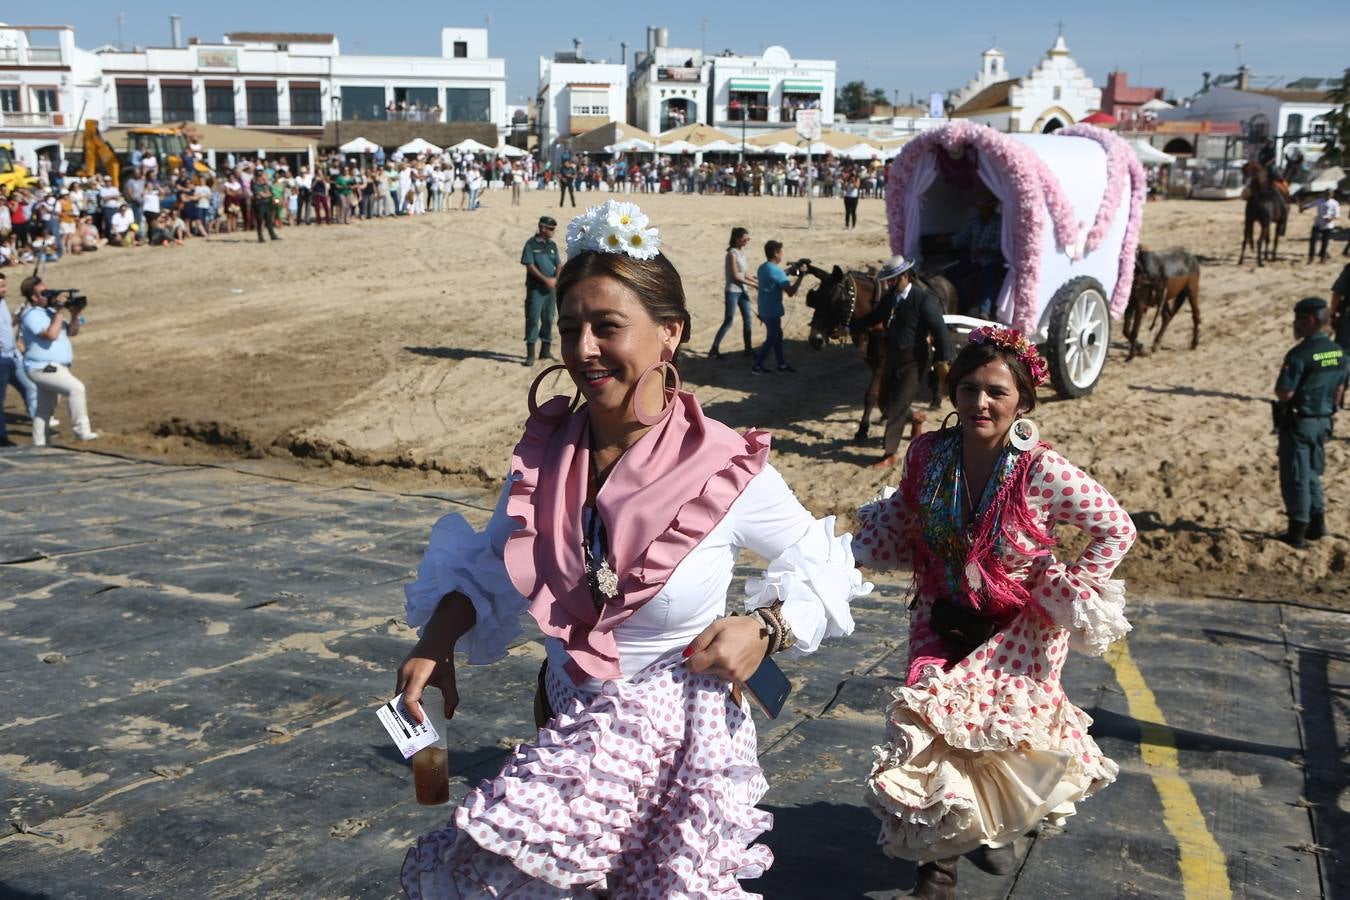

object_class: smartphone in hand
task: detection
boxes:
[740,656,791,719]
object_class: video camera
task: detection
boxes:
[785,258,812,278]
[42,288,89,313]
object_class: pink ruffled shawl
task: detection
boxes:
[504,390,771,684]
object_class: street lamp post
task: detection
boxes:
[331,95,342,150]
[730,99,746,163]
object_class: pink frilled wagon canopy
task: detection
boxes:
[885,121,1145,335]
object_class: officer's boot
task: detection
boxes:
[902,856,958,899]
[1284,520,1309,549]
[522,343,536,367]
[539,342,555,361]
[1307,510,1327,540]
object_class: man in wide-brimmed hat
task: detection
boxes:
[850,254,953,467]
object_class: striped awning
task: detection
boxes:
[783,81,824,93]
[728,79,771,92]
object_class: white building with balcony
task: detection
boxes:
[629,30,710,135]
[95,26,506,136]
[0,24,103,170]
[1155,69,1340,163]
[710,46,835,142]
[536,52,627,156]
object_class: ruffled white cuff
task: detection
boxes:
[404,510,528,665]
[1065,578,1131,656]
[744,515,873,655]
[1037,568,1131,657]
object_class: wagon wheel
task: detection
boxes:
[1044,276,1110,399]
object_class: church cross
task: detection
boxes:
[1056,19,1066,37]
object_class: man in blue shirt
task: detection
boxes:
[752,240,807,374]
[18,276,98,446]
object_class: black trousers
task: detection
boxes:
[843,196,859,228]
[559,180,575,207]
[253,201,278,241]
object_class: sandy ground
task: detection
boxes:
[7,187,1348,606]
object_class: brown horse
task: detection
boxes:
[1239,161,1288,267]
[1123,246,1201,360]
[804,264,958,442]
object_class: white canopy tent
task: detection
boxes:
[495,143,527,157]
[397,137,442,156]
[655,140,700,155]
[842,143,885,161]
[1129,139,1175,166]
[1140,98,1174,113]
[338,136,381,154]
[697,139,742,153]
[605,138,656,153]
[1306,166,1346,192]
[759,142,805,156]
[448,138,495,154]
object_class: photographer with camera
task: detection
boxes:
[18,275,97,446]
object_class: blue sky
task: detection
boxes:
[52,1,1350,106]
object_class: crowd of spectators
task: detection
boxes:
[543,155,891,199]
[1,146,889,268]
[0,147,536,264]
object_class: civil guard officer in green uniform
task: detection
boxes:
[520,215,560,367]
[1274,296,1348,547]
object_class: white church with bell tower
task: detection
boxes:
[949,31,1101,133]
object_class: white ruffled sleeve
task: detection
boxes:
[730,466,873,655]
[404,479,529,665]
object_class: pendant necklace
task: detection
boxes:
[583,456,619,612]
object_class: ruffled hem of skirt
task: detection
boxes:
[401,657,773,899]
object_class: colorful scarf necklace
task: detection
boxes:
[903,428,1055,621]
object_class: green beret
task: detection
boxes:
[1294,296,1328,314]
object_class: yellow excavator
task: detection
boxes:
[77,119,210,187]
[0,141,38,192]
[77,120,121,186]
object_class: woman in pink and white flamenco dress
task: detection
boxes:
[394,200,871,900]
[854,327,1136,899]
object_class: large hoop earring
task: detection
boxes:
[632,361,682,426]
[527,365,582,419]
[1008,417,1039,452]
[941,411,960,431]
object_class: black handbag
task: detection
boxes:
[928,595,1005,658]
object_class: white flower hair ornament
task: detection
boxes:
[565,200,662,261]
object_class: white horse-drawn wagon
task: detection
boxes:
[886,121,1146,397]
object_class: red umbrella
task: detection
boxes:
[1082,111,1119,126]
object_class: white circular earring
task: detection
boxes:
[1009,417,1039,452]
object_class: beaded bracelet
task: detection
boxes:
[748,604,796,654]
[762,603,797,653]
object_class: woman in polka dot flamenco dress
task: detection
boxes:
[854,327,1136,899]
[394,201,871,899]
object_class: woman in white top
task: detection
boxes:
[397,201,869,898]
[708,226,759,359]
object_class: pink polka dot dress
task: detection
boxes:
[854,443,1136,862]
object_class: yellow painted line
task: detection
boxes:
[1106,640,1232,900]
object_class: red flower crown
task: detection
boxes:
[968,326,1049,387]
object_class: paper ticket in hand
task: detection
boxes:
[377,693,440,760]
